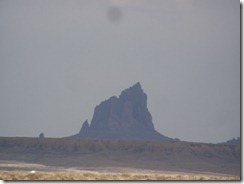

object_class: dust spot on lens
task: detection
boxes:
[107,6,123,23]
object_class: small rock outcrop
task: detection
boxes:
[70,82,178,141]
[79,120,89,134]
[39,133,45,138]
[220,137,240,145]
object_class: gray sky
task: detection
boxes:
[0,0,240,143]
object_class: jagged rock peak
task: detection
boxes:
[70,82,179,141]
[79,120,89,133]
[132,82,142,90]
[120,82,143,96]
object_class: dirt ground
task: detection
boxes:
[0,160,240,181]
[0,137,240,180]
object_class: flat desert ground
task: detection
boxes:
[0,137,240,180]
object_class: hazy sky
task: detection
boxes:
[0,0,240,143]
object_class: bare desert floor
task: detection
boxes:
[0,160,239,180]
[0,137,240,180]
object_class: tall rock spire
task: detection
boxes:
[70,83,178,141]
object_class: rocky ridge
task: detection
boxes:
[220,137,240,145]
[71,82,178,141]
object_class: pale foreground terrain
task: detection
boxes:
[0,170,239,180]
[0,161,239,180]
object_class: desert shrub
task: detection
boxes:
[121,173,130,178]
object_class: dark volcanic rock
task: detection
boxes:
[71,82,178,141]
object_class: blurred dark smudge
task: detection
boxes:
[107,6,123,23]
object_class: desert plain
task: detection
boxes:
[0,137,240,180]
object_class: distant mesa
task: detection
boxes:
[70,82,179,141]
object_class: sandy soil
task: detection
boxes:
[0,160,239,181]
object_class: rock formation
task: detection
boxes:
[220,137,240,145]
[39,133,45,138]
[71,82,178,141]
